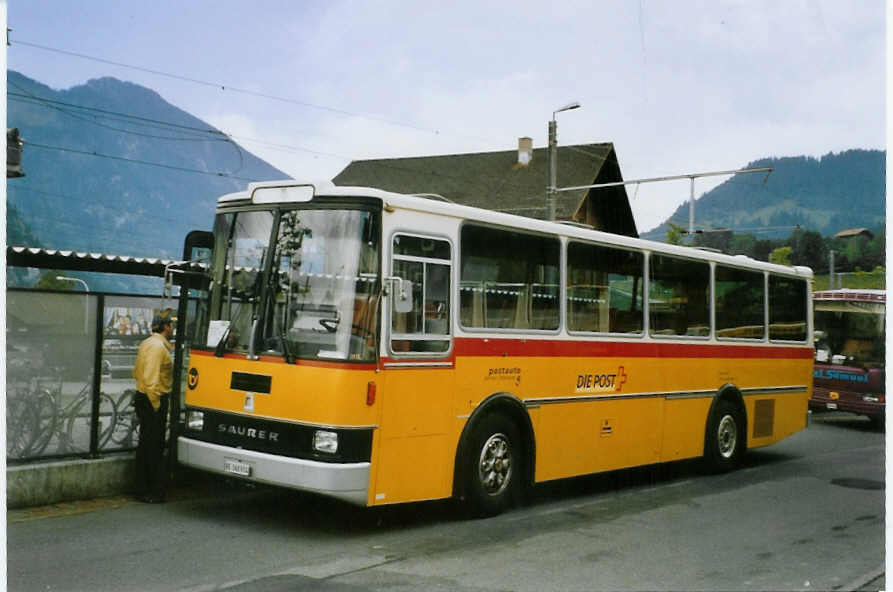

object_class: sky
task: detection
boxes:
[5,0,887,232]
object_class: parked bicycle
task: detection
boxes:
[7,366,58,458]
[7,383,49,458]
[7,369,118,458]
[110,389,140,448]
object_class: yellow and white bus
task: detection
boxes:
[177,180,813,515]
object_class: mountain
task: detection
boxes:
[7,70,290,290]
[642,150,886,241]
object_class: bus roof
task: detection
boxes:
[218,179,813,280]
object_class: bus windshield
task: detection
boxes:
[211,208,381,362]
[814,300,885,369]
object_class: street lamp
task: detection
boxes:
[547,101,581,221]
[57,276,90,334]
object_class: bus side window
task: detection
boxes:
[715,265,765,340]
[768,275,808,342]
[648,254,710,337]
[566,241,644,335]
[460,224,560,331]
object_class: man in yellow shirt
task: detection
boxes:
[132,309,174,503]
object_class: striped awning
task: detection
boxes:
[7,246,188,277]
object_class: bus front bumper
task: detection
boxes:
[177,436,370,505]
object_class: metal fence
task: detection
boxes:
[7,288,194,463]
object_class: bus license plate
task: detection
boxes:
[826,402,838,410]
[223,458,251,477]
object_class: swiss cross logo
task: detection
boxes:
[616,366,627,391]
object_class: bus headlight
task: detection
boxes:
[863,394,884,403]
[187,410,204,430]
[313,430,339,454]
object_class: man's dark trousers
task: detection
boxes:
[134,392,169,499]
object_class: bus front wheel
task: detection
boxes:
[704,399,745,472]
[464,414,521,517]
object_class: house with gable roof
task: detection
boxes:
[332,139,638,237]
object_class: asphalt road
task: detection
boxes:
[8,411,885,592]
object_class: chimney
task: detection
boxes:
[517,137,533,166]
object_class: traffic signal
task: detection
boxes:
[7,127,24,178]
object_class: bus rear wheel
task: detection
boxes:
[464,414,521,517]
[704,399,745,472]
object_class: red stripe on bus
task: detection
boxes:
[452,337,813,359]
[190,338,811,367]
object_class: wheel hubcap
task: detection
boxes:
[717,414,738,459]
[478,433,512,496]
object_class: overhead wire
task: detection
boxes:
[12,39,496,142]
[14,88,749,239]
[10,39,711,225]
[10,81,247,174]
[24,141,257,181]
[13,39,770,204]
[10,40,639,197]
[10,87,226,138]
[10,87,348,165]
[11,96,568,233]
[12,87,578,197]
[10,92,223,142]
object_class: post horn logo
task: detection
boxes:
[187,367,199,390]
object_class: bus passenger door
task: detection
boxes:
[373,234,455,505]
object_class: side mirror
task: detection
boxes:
[394,279,414,314]
[387,277,414,314]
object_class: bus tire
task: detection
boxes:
[704,399,745,472]
[464,414,521,517]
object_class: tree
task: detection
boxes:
[769,246,793,266]
[34,271,75,290]
[666,223,686,245]
[862,230,885,270]
[842,236,868,271]
[789,229,827,272]
[729,233,757,257]
[754,239,782,262]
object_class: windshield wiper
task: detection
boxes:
[214,323,232,357]
[280,332,294,364]
[214,302,247,357]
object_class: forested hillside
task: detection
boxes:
[643,150,885,240]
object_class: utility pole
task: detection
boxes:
[829,250,835,289]
[546,101,581,220]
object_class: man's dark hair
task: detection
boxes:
[151,308,174,333]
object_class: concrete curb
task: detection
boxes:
[7,453,135,509]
